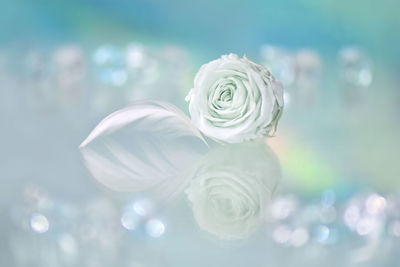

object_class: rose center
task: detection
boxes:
[212,197,236,218]
[219,88,233,102]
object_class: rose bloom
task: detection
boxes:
[185,141,281,240]
[186,54,284,143]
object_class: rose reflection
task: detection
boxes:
[186,141,282,240]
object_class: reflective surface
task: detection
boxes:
[1,43,400,267]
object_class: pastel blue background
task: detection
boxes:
[1,2,400,266]
[2,0,399,62]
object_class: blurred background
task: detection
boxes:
[1,0,400,266]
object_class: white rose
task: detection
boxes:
[186,54,284,143]
[185,141,281,240]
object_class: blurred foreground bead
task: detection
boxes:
[293,49,322,107]
[338,47,373,107]
[260,45,295,87]
[58,233,79,260]
[295,50,322,84]
[133,198,154,217]
[355,216,380,236]
[344,204,361,230]
[260,46,322,109]
[30,213,49,233]
[320,190,336,208]
[290,227,309,247]
[52,45,86,105]
[314,225,330,244]
[126,43,146,68]
[145,219,165,238]
[93,45,127,87]
[272,224,292,244]
[120,209,141,231]
[119,198,155,231]
[365,194,386,215]
[389,220,400,237]
[338,47,372,87]
[24,50,54,109]
[269,195,298,221]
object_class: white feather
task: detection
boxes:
[79,100,209,200]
